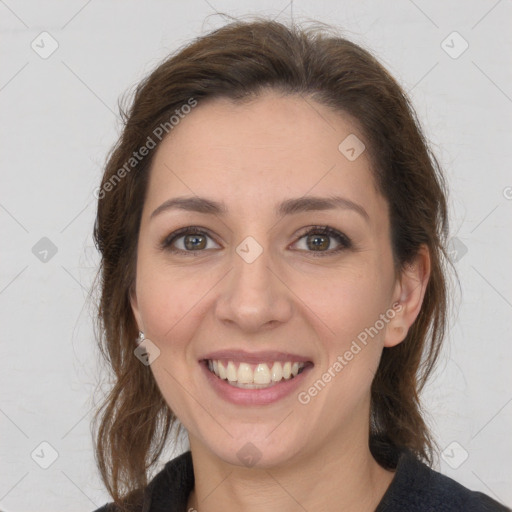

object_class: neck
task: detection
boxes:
[186,425,395,512]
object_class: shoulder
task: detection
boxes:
[91,450,194,512]
[376,449,510,512]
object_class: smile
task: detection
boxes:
[199,348,314,405]
[206,359,309,389]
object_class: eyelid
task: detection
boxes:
[291,225,352,254]
[160,225,352,255]
[159,226,219,252]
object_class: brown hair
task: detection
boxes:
[91,16,450,509]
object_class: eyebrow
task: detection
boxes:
[150,195,369,222]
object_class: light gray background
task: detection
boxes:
[1,1,511,510]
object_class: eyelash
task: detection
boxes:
[160,225,352,257]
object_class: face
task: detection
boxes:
[130,90,418,469]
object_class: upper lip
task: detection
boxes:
[201,349,313,364]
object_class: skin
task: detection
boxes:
[130,90,430,512]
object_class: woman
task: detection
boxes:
[91,18,509,512]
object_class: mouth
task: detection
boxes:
[200,357,314,390]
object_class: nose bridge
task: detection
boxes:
[234,237,273,294]
[215,234,293,331]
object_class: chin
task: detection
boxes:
[203,430,305,470]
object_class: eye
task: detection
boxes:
[160,226,220,255]
[292,226,352,256]
[160,225,352,256]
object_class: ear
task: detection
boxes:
[129,283,143,332]
[384,245,431,348]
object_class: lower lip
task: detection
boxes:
[200,361,313,406]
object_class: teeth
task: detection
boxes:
[218,360,227,380]
[282,362,291,379]
[271,362,282,382]
[226,361,237,382]
[238,363,253,384]
[254,363,271,384]
[207,359,306,387]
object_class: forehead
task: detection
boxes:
[144,91,385,222]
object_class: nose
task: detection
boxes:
[214,240,293,333]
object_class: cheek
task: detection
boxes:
[296,264,393,393]
[297,264,392,342]
[135,264,212,421]
[135,260,202,347]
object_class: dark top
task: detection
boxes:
[93,447,510,511]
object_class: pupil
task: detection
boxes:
[185,235,205,250]
[309,235,328,251]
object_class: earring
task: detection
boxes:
[136,331,145,345]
